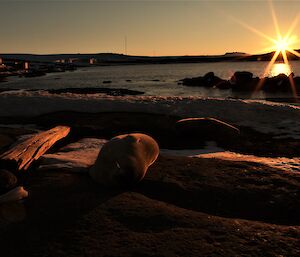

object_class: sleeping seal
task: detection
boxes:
[89,133,159,188]
[175,117,240,146]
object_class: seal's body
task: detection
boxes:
[89,133,159,187]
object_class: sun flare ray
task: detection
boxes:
[228,15,276,44]
[287,48,300,58]
[253,50,280,94]
[281,50,298,97]
[268,0,282,39]
[285,14,300,40]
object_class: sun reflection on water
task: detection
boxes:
[269,63,292,77]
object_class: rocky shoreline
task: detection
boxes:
[0,97,299,256]
[179,71,300,95]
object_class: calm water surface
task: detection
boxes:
[2,61,300,98]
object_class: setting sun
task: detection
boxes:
[275,38,289,52]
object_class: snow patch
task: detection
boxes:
[0,92,300,138]
[162,148,300,173]
[39,138,107,173]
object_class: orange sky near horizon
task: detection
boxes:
[0,0,299,56]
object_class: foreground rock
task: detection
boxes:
[0,126,70,171]
[0,155,299,256]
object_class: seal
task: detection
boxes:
[89,133,159,187]
[175,117,240,146]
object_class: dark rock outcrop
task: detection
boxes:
[180,70,300,95]
[263,73,292,92]
[215,80,231,90]
[230,71,259,91]
[180,72,224,88]
[47,87,144,96]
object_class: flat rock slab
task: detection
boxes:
[39,138,107,173]
[142,156,300,225]
[0,155,300,256]
[44,192,300,257]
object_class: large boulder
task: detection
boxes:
[263,73,291,92]
[230,71,258,91]
[180,72,223,87]
[215,80,231,90]
[230,71,253,84]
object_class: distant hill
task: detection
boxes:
[0,50,299,65]
[224,52,250,57]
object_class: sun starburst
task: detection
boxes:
[229,0,300,98]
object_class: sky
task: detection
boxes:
[0,0,300,56]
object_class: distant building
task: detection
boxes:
[68,58,79,64]
[89,58,97,65]
[24,62,29,70]
[55,59,66,64]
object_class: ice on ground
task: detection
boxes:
[162,148,300,173]
[0,92,300,138]
[160,141,225,156]
[39,138,107,173]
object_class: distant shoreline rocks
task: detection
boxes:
[179,71,300,94]
[47,87,144,96]
[0,87,145,96]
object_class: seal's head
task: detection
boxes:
[89,133,159,188]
